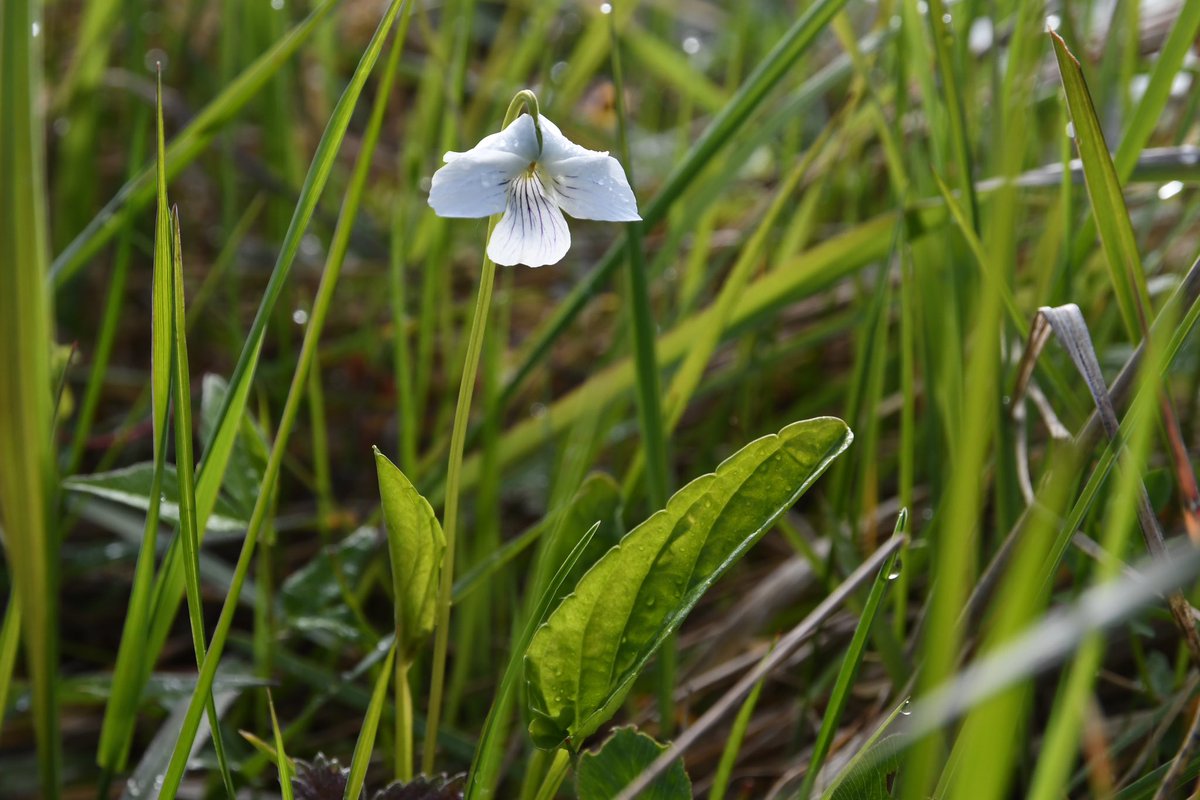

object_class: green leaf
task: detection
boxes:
[63,463,249,533]
[374,448,445,662]
[465,476,622,798]
[94,71,176,776]
[0,593,19,734]
[1051,31,1152,339]
[268,690,295,800]
[525,417,852,749]
[0,0,60,791]
[576,727,692,800]
[799,515,905,799]
[279,526,380,644]
[828,736,903,800]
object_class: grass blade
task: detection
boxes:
[95,71,177,778]
[799,515,905,799]
[707,647,770,800]
[268,691,295,800]
[345,644,397,800]
[1051,31,1151,337]
[169,209,238,796]
[0,0,60,794]
[0,593,20,737]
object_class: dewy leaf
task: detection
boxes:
[63,463,249,532]
[576,727,692,800]
[525,417,852,749]
[374,448,445,661]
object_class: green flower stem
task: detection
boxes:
[423,234,497,774]
[395,658,415,780]
[532,749,571,800]
[423,89,537,774]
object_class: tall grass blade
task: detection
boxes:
[0,0,60,794]
[707,647,770,800]
[0,593,20,737]
[799,514,905,799]
[345,645,396,800]
[95,71,177,777]
[268,690,295,800]
[1051,31,1151,336]
[169,210,238,796]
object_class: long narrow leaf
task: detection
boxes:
[799,513,906,798]
[169,210,237,796]
[1051,31,1151,336]
[0,0,60,793]
[345,644,397,800]
[95,72,177,775]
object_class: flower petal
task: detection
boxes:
[443,114,540,163]
[487,172,571,267]
[545,155,640,222]
[537,115,607,163]
[428,149,527,218]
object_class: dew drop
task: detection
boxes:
[292,308,309,325]
[887,559,902,581]
[900,697,913,716]
[682,36,701,55]
[144,48,168,73]
[599,2,612,13]
[31,21,41,37]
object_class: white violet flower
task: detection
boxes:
[428,113,641,267]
